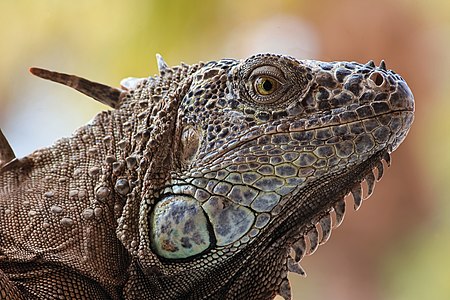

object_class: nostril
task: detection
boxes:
[369,72,384,86]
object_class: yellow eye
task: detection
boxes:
[254,76,278,95]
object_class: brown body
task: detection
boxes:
[0,54,414,299]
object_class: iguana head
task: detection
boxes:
[29,53,414,299]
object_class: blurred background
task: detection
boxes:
[0,0,448,299]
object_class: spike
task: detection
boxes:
[29,67,124,109]
[120,77,146,91]
[0,157,33,173]
[364,170,376,198]
[292,237,306,262]
[278,277,292,300]
[156,53,168,74]
[351,184,363,211]
[365,60,376,68]
[287,258,306,277]
[333,198,346,228]
[383,152,391,167]
[319,213,332,245]
[375,160,384,181]
[0,129,16,168]
[379,60,387,71]
[306,226,319,255]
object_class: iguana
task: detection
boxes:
[0,53,414,299]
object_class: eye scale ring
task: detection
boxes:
[245,65,286,105]
[238,55,312,108]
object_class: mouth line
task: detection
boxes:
[198,108,411,167]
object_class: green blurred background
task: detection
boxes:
[0,0,448,299]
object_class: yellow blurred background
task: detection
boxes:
[0,0,449,299]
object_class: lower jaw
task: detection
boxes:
[266,149,391,272]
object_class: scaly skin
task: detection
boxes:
[0,54,414,299]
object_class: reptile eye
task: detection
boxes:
[254,76,279,95]
[240,63,296,107]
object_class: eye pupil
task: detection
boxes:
[262,79,273,91]
[254,76,278,96]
